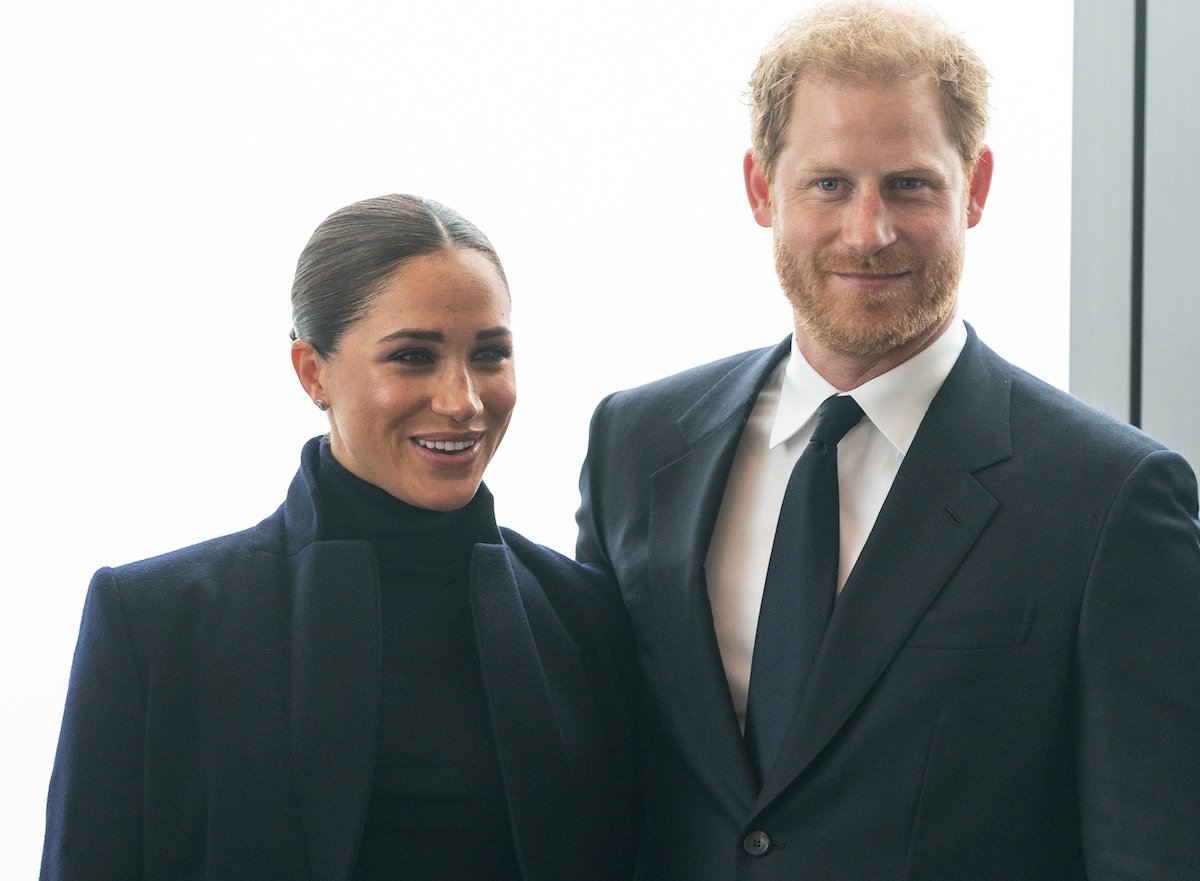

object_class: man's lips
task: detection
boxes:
[830,270,912,289]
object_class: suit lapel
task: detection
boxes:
[753,332,1016,812]
[648,340,791,814]
[470,543,574,881]
[287,540,381,881]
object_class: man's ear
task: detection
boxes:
[966,147,994,229]
[744,149,774,228]
[291,338,328,405]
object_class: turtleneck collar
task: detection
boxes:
[312,437,502,570]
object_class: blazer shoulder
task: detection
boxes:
[599,340,787,419]
[501,529,630,645]
[107,510,283,591]
[502,529,619,608]
[958,335,1174,471]
[89,508,290,649]
[499,528,638,739]
[1006,362,1171,464]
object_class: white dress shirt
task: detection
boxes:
[705,320,968,730]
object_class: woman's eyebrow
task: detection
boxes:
[377,329,443,344]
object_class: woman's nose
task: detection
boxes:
[431,368,484,421]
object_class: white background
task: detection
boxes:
[2,0,1072,871]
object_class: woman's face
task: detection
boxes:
[294,247,515,511]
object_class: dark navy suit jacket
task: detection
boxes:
[43,439,636,881]
[577,327,1200,880]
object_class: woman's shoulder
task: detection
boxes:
[499,528,636,710]
[106,513,282,588]
[499,528,629,637]
[87,507,292,636]
[500,529,608,587]
[71,515,293,681]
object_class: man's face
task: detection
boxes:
[747,74,989,361]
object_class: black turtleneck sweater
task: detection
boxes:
[315,441,522,880]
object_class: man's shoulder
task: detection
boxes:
[599,338,789,416]
[950,331,1166,463]
[1006,361,1165,457]
[913,332,1189,500]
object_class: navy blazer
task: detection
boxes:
[577,327,1200,880]
[43,439,636,881]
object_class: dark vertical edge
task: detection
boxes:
[1130,0,1147,427]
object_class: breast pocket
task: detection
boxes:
[904,606,1035,649]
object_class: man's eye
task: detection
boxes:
[896,178,922,190]
[816,179,840,192]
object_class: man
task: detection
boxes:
[576,3,1200,879]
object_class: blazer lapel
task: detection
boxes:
[470,543,573,881]
[648,339,791,815]
[287,540,381,881]
[753,331,1016,812]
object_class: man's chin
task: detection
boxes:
[798,309,944,360]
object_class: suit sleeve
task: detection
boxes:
[576,393,616,569]
[41,569,146,881]
[1076,448,1200,879]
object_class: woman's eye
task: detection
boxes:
[473,345,513,363]
[390,349,434,365]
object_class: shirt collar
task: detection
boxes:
[769,319,968,454]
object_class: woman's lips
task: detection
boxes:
[412,434,484,465]
[415,437,479,453]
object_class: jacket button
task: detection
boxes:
[743,831,771,856]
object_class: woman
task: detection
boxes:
[41,195,636,881]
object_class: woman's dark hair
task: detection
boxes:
[289,194,508,356]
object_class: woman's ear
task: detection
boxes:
[291,338,328,406]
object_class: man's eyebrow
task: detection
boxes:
[888,164,948,178]
[797,162,948,177]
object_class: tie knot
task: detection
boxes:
[810,395,864,446]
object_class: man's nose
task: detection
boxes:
[842,190,898,255]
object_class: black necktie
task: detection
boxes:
[744,393,864,783]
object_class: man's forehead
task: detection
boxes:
[784,75,943,144]
[795,66,935,93]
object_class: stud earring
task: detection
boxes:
[314,399,329,411]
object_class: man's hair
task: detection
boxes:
[749,1,990,181]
